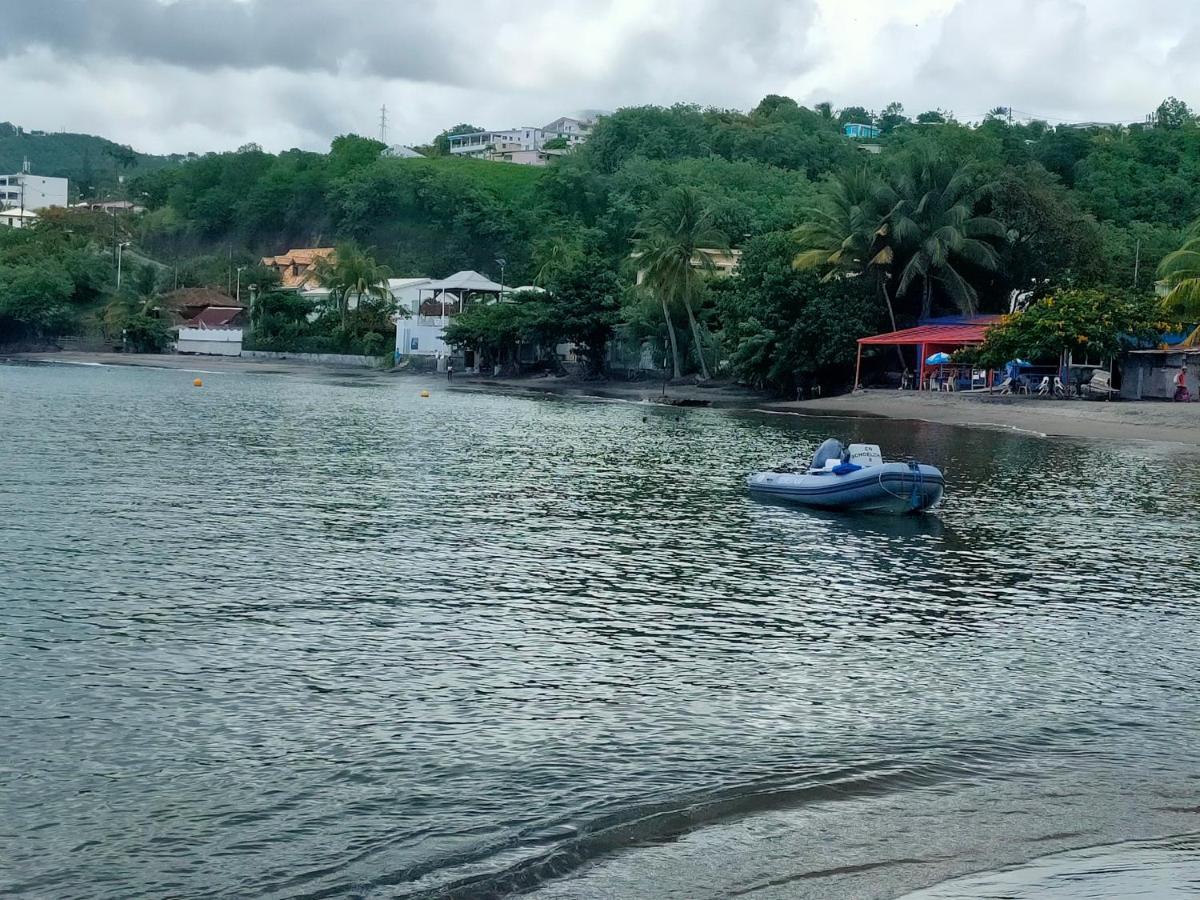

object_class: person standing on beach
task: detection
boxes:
[447,363,454,382]
[1174,365,1190,402]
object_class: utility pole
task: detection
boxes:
[379,104,388,145]
[19,156,28,216]
[117,241,131,291]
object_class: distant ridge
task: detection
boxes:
[0,122,177,200]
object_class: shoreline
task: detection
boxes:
[8,351,1198,445]
[457,375,1200,446]
[766,390,1200,446]
[1,350,387,378]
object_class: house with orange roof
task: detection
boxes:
[260,247,335,291]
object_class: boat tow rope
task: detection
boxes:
[907,460,924,510]
[877,460,925,509]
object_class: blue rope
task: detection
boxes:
[908,460,923,510]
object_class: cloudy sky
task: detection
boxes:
[2,0,1197,154]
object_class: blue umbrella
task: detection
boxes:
[1013,359,1032,367]
[926,352,952,365]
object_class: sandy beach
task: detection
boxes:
[7,351,1198,446]
[767,390,1200,446]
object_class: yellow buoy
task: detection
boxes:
[420,390,430,398]
[193,378,203,387]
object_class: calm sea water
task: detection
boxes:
[2,361,1200,900]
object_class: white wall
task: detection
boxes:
[0,211,36,228]
[0,174,68,211]
[176,327,243,357]
[396,320,448,358]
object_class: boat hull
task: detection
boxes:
[747,463,944,514]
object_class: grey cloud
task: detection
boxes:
[0,0,518,84]
[0,0,820,100]
[601,0,820,108]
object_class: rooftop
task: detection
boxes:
[184,306,244,328]
[261,247,335,289]
[858,316,1002,347]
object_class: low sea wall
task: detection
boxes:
[240,350,381,368]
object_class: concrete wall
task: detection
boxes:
[177,327,243,357]
[1121,352,1199,400]
[0,174,68,211]
[178,339,242,357]
[240,350,380,368]
[395,320,449,358]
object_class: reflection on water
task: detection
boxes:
[2,362,1200,900]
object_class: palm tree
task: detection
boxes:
[633,187,729,380]
[312,243,392,329]
[793,167,902,333]
[889,153,1006,317]
[1158,222,1200,319]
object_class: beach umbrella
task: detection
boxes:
[1012,358,1032,367]
[926,352,952,365]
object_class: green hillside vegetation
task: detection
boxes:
[4,95,1200,390]
[0,122,178,201]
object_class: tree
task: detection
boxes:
[975,288,1165,367]
[632,187,729,380]
[837,106,874,127]
[719,231,882,394]
[792,167,903,341]
[103,263,172,352]
[541,136,569,150]
[889,152,1006,316]
[312,242,392,328]
[329,134,387,174]
[1157,219,1200,319]
[1154,97,1194,130]
[541,249,622,377]
[877,101,910,134]
[442,297,528,371]
[982,164,1106,291]
[916,110,949,125]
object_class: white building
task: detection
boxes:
[393,271,504,362]
[175,307,245,356]
[0,172,68,211]
[0,208,39,229]
[447,114,599,162]
[385,145,425,159]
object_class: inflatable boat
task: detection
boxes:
[747,439,944,514]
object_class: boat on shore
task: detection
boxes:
[747,439,944,514]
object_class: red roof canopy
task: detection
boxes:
[858,317,1000,347]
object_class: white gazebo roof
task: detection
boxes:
[426,270,504,292]
[388,277,434,291]
[1,207,39,219]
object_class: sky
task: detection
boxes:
[2,0,1199,155]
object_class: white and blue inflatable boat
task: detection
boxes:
[747,439,944,514]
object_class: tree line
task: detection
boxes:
[5,94,1200,389]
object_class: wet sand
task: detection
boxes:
[767,390,1200,446]
[461,376,1200,446]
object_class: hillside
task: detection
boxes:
[0,122,178,200]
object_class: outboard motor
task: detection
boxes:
[810,438,845,471]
